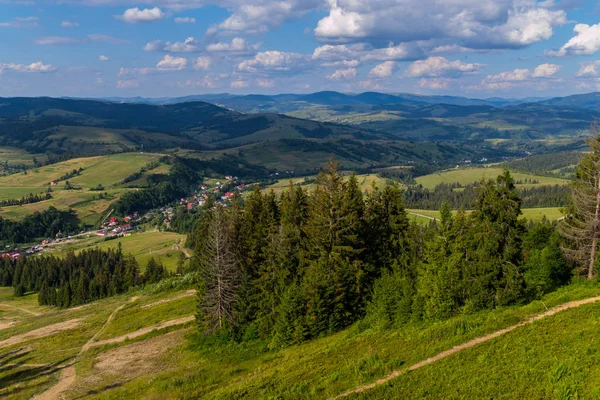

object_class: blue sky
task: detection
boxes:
[0,0,599,98]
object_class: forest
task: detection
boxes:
[189,162,574,347]
[0,206,79,245]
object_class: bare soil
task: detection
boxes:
[0,319,83,349]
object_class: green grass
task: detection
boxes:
[2,278,600,400]
[416,167,568,190]
[264,173,391,195]
[48,231,189,272]
[407,208,563,226]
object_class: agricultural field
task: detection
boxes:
[47,231,189,272]
[0,153,170,225]
[0,147,47,168]
[264,173,391,195]
[407,207,563,226]
[415,167,568,190]
[2,279,600,399]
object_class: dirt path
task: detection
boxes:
[88,315,194,348]
[408,212,436,221]
[0,319,82,349]
[332,296,600,399]
[32,296,139,400]
[141,290,197,310]
[0,303,42,317]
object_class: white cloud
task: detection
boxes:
[144,37,202,52]
[117,67,153,78]
[577,61,600,77]
[368,61,395,78]
[174,17,195,24]
[314,1,566,50]
[117,7,165,23]
[547,23,600,57]
[327,67,358,81]
[256,78,275,88]
[206,37,260,53]
[418,78,452,89]
[406,57,484,78]
[321,59,360,68]
[194,56,212,70]
[358,80,383,90]
[231,79,250,88]
[99,55,109,61]
[117,79,139,89]
[0,16,38,28]
[144,40,162,52]
[488,68,531,82]
[313,43,423,63]
[61,21,79,28]
[34,36,79,45]
[215,0,320,35]
[156,55,187,71]
[0,61,56,73]
[531,63,561,78]
[238,51,311,75]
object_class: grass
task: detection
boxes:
[48,231,189,272]
[0,153,170,225]
[415,167,568,190]
[2,278,600,399]
[407,208,563,226]
[264,173,391,195]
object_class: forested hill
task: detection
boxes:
[0,97,384,154]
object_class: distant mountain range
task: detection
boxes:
[61,91,600,111]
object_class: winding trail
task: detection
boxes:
[408,212,436,221]
[0,303,42,317]
[332,296,600,399]
[87,315,194,348]
[32,296,139,400]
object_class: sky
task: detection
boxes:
[1,0,600,98]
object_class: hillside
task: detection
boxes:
[1,281,599,399]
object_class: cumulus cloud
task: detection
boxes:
[117,7,165,23]
[418,78,452,89]
[0,16,39,28]
[206,37,260,53]
[231,79,250,88]
[0,61,56,73]
[156,55,187,70]
[327,68,358,81]
[99,55,109,61]
[406,57,484,78]
[531,63,561,78]
[487,64,561,82]
[117,67,153,78]
[358,80,383,90]
[256,78,275,88]
[314,0,566,50]
[194,56,212,70]
[238,51,311,75]
[215,0,320,35]
[577,61,600,77]
[368,61,395,78]
[61,21,79,28]
[87,34,129,44]
[174,17,195,24]
[546,23,600,57]
[313,43,423,64]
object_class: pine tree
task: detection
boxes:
[197,205,240,333]
[559,128,600,279]
[75,270,89,305]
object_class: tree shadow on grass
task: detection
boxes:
[0,347,73,398]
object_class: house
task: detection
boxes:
[225,175,233,180]
[97,230,106,236]
[108,217,119,227]
[124,216,132,222]
[2,251,23,261]
[187,202,194,211]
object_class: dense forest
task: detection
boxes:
[405,182,570,210]
[1,246,168,307]
[0,207,79,245]
[189,162,573,347]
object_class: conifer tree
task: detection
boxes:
[559,128,600,279]
[197,205,240,333]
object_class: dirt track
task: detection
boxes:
[0,303,42,316]
[332,296,600,399]
[0,319,82,349]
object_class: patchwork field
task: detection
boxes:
[1,279,600,399]
[0,153,169,225]
[415,167,568,190]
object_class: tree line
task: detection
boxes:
[191,162,573,348]
[1,246,168,307]
[0,192,52,207]
[0,207,79,245]
[404,182,570,210]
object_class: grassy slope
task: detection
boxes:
[415,167,568,190]
[47,231,188,272]
[407,208,563,226]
